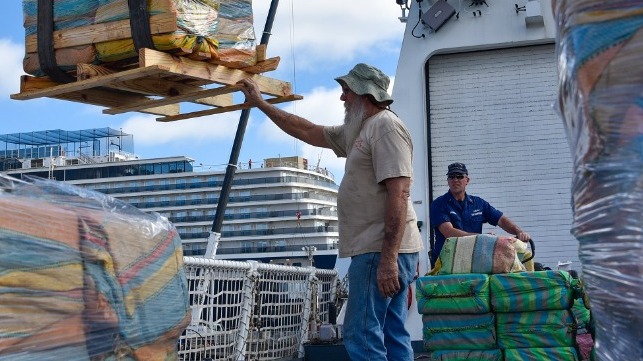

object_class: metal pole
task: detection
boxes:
[205,0,281,258]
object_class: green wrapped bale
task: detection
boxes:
[416,274,490,315]
[424,349,502,361]
[490,271,574,312]
[504,347,579,361]
[422,313,496,350]
[496,310,576,349]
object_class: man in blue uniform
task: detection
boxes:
[429,162,531,264]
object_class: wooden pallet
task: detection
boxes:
[11,48,302,122]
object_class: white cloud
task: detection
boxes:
[253,0,404,68]
[0,39,26,98]
[120,112,240,146]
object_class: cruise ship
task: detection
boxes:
[0,127,340,269]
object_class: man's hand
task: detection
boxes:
[236,78,264,107]
[377,257,400,298]
[515,231,531,242]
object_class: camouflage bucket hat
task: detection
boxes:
[335,63,394,105]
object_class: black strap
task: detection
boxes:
[522,239,536,263]
[127,0,155,52]
[37,0,75,83]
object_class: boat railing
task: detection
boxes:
[179,257,340,361]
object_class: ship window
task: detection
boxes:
[242,242,252,253]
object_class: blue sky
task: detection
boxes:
[0,1,406,182]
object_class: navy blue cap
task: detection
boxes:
[447,162,468,175]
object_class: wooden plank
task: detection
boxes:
[256,44,267,63]
[102,84,242,115]
[156,94,304,122]
[77,64,232,107]
[10,65,170,100]
[139,48,292,97]
[239,57,281,74]
[25,13,178,53]
[13,76,179,116]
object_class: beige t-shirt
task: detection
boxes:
[323,110,424,258]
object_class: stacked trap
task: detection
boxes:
[417,235,585,360]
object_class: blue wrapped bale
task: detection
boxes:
[416,274,490,314]
[422,313,496,351]
[490,271,575,312]
[496,310,576,349]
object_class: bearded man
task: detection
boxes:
[237,63,423,361]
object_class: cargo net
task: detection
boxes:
[179,257,339,361]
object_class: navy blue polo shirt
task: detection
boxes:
[429,191,503,258]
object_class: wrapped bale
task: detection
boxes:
[422,313,496,351]
[435,235,532,275]
[416,274,491,314]
[0,176,190,361]
[0,197,88,359]
[503,347,579,361]
[553,1,643,359]
[22,0,257,76]
[423,349,502,361]
[496,310,576,349]
[490,271,576,312]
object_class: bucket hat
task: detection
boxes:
[335,63,394,105]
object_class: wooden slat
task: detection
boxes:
[77,64,232,107]
[239,57,281,74]
[256,44,267,62]
[14,76,179,116]
[25,13,178,53]
[102,84,242,115]
[156,94,304,122]
[11,65,170,100]
[139,48,292,97]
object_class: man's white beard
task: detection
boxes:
[343,98,368,154]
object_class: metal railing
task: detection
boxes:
[179,257,340,361]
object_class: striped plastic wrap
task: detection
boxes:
[422,313,496,351]
[496,310,576,349]
[504,347,580,361]
[424,349,502,361]
[490,271,575,312]
[416,274,490,314]
[553,0,643,359]
[436,235,530,275]
[0,176,190,361]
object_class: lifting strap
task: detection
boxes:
[36,0,155,84]
[37,0,75,83]
[127,0,155,52]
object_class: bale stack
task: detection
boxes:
[417,274,502,361]
[22,0,257,77]
[417,235,584,360]
[490,271,580,360]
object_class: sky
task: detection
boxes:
[0,1,407,182]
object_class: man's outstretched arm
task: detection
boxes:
[498,216,531,241]
[237,78,329,148]
[437,222,477,239]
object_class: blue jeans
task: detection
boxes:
[343,252,419,361]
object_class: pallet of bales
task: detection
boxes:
[11,0,301,121]
[416,235,588,360]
